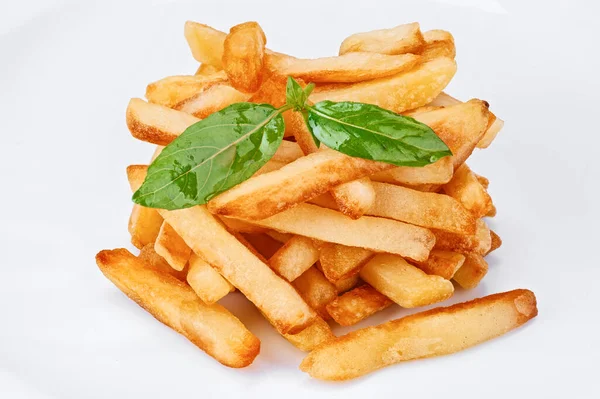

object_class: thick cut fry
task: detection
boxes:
[96,249,259,368]
[319,243,374,282]
[222,22,266,93]
[475,173,490,189]
[145,73,228,108]
[127,166,316,334]
[453,253,488,289]
[360,254,454,308]
[330,178,375,219]
[184,21,226,68]
[154,222,192,271]
[488,230,502,254]
[254,159,288,175]
[369,182,476,234]
[293,267,338,320]
[443,164,494,218]
[420,30,456,60]
[271,140,304,163]
[128,204,163,249]
[268,236,320,281]
[138,244,187,281]
[433,219,491,255]
[333,274,361,294]
[289,109,319,153]
[311,57,456,113]
[300,289,538,380]
[187,254,235,304]
[371,156,453,186]
[414,250,465,280]
[208,149,393,220]
[282,318,335,352]
[174,83,250,118]
[265,52,420,83]
[126,98,199,146]
[326,284,393,326]
[339,22,425,55]
[195,63,220,76]
[233,203,435,261]
[241,233,283,259]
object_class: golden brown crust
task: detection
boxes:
[154,222,192,271]
[319,243,374,282]
[222,21,266,93]
[268,235,320,281]
[443,164,494,218]
[339,22,425,55]
[326,284,393,326]
[433,218,491,255]
[293,267,338,320]
[413,249,465,280]
[453,252,488,289]
[488,230,503,254]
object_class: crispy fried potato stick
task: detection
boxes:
[339,22,425,55]
[326,284,393,326]
[138,244,187,281]
[453,253,488,289]
[282,318,335,352]
[360,254,454,308]
[293,267,338,320]
[371,156,453,186]
[333,274,361,294]
[488,231,502,254]
[413,250,465,280]
[174,83,250,118]
[96,249,259,368]
[187,253,235,304]
[443,164,494,218]
[433,219,492,255]
[420,30,456,60]
[154,222,192,271]
[145,73,228,108]
[128,205,163,249]
[268,236,320,281]
[319,243,374,282]
[300,289,537,380]
[184,21,226,68]
[195,63,221,76]
[222,22,266,93]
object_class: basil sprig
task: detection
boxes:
[133,77,451,210]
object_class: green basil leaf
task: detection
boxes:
[132,103,285,209]
[286,76,306,110]
[307,101,452,167]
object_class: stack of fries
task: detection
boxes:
[96,21,536,380]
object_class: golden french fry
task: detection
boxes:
[488,230,502,254]
[319,243,374,282]
[218,216,267,234]
[154,222,192,271]
[402,105,443,116]
[127,165,317,335]
[265,52,420,83]
[271,140,304,163]
[268,235,320,281]
[208,149,393,220]
[195,63,221,76]
[229,203,435,261]
[96,249,260,368]
[310,57,456,113]
[241,233,283,259]
[453,253,488,289]
[293,267,338,320]
[222,22,266,93]
[371,156,453,186]
[330,178,375,219]
[486,204,497,218]
[433,219,492,255]
[369,182,476,234]
[282,317,335,352]
[184,21,226,68]
[174,82,251,118]
[339,22,425,55]
[145,73,228,108]
[360,254,454,308]
[443,164,494,218]
[475,173,490,189]
[138,244,187,281]
[414,250,465,280]
[128,204,163,249]
[300,289,538,380]
[187,253,235,304]
[333,274,361,294]
[326,284,393,326]
[419,30,456,60]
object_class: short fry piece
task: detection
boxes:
[223,22,266,93]
[154,222,192,271]
[268,236,320,281]
[300,289,538,380]
[371,156,453,186]
[187,253,235,304]
[174,83,251,118]
[333,274,361,294]
[195,63,220,76]
[293,267,338,320]
[488,230,503,254]
[145,73,228,108]
[443,164,494,218]
[414,250,465,280]
[138,244,187,281]
[265,52,420,83]
[96,249,260,368]
[326,284,393,326]
[360,254,454,308]
[184,21,226,68]
[330,178,376,219]
[339,22,425,55]
[319,243,374,282]
[419,30,456,60]
[433,219,492,255]
[282,318,335,352]
[453,253,488,289]
[310,57,457,114]
[128,204,163,249]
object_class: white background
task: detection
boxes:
[0,0,598,397]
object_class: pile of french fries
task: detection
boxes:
[96,21,537,380]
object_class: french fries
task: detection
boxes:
[268,235,320,281]
[414,249,465,280]
[184,21,226,68]
[330,178,375,219]
[96,249,260,367]
[174,83,251,118]
[195,63,220,76]
[326,284,393,326]
[154,222,192,271]
[282,318,335,352]
[310,56,457,113]
[223,22,266,93]
[488,230,503,254]
[300,289,538,380]
[453,253,489,289]
[333,274,361,294]
[187,253,235,304]
[231,203,435,261]
[371,156,453,186]
[339,22,425,55]
[433,219,492,255]
[319,243,374,282]
[138,244,187,281]
[360,254,454,307]
[265,52,420,83]
[128,204,163,249]
[145,73,228,108]
[443,164,494,218]
[419,30,456,60]
[293,267,338,320]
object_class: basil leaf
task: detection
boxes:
[286,76,306,110]
[307,101,452,167]
[132,103,285,209]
